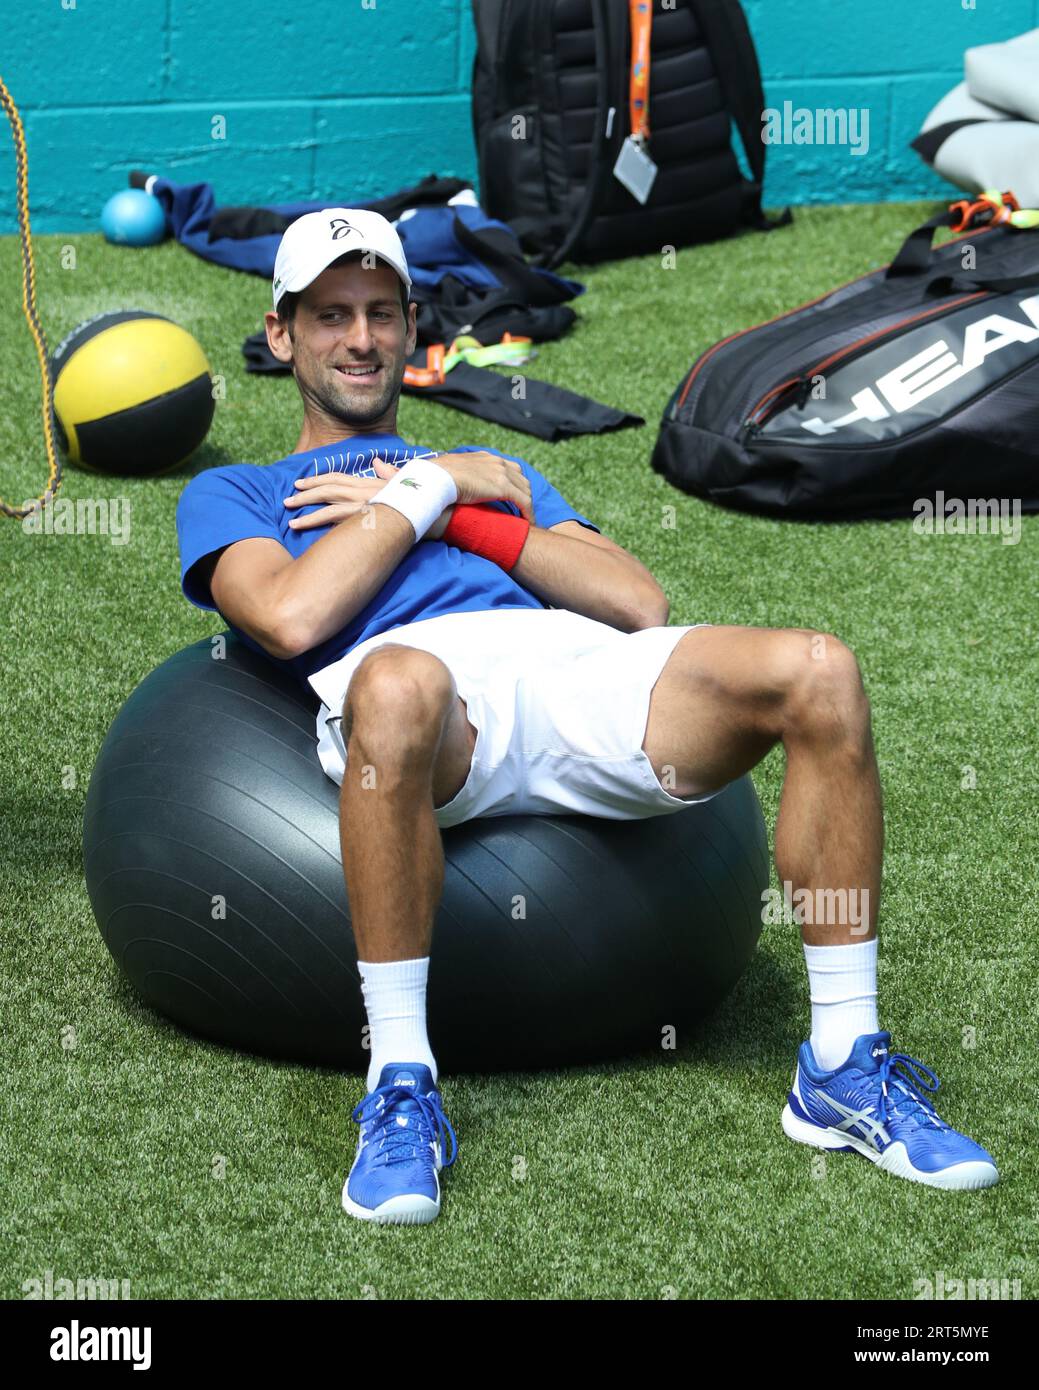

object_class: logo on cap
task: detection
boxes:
[329,218,358,241]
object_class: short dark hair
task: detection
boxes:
[276,250,409,336]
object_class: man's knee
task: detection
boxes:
[341,645,456,749]
[778,630,870,740]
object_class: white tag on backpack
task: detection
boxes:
[612,135,658,205]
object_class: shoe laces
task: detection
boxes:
[352,1083,458,1170]
[876,1052,947,1131]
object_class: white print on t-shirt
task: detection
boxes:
[308,447,441,479]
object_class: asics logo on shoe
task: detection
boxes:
[817,1091,891,1148]
[392,1077,417,1086]
[871,1045,887,1059]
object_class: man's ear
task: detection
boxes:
[405,301,418,357]
[265,309,295,366]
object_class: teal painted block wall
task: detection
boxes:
[1,0,1036,236]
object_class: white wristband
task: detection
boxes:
[369,457,458,540]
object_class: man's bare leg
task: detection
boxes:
[638,623,997,1188]
[641,624,882,1078]
[337,644,475,1224]
[337,644,475,1094]
[640,626,881,946]
[337,643,477,965]
[337,642,475,961]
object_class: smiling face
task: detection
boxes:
[266,252,417,447]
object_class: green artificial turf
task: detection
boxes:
[1,202,1037,1300]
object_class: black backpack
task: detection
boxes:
[651,196,1039,519]
[470,0,779,268]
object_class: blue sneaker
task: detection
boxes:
[782,1031,998,1190]
[342,1063,458,1224]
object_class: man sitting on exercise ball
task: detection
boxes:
[176,208,998,1224]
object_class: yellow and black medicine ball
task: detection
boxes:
[50,310,215,476]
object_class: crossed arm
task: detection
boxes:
[203,465,670,662]
[510,519,669,632]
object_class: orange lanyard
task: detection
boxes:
[629,0,652,145]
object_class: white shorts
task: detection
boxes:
[308,608,720,829]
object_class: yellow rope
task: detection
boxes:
[0,73,62,519]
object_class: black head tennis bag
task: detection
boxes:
[652,194,1039,518]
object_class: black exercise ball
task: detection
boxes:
[83,635,769,1072]
[50,310,214,476]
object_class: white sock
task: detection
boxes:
[803,938,880,1072]
[357,957,437,1093]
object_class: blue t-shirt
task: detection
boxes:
[176,433,600,686]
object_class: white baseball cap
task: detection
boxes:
[271,207,412,310]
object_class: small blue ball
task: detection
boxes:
[100,188,168,246]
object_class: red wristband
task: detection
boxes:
[442,503,531,571]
